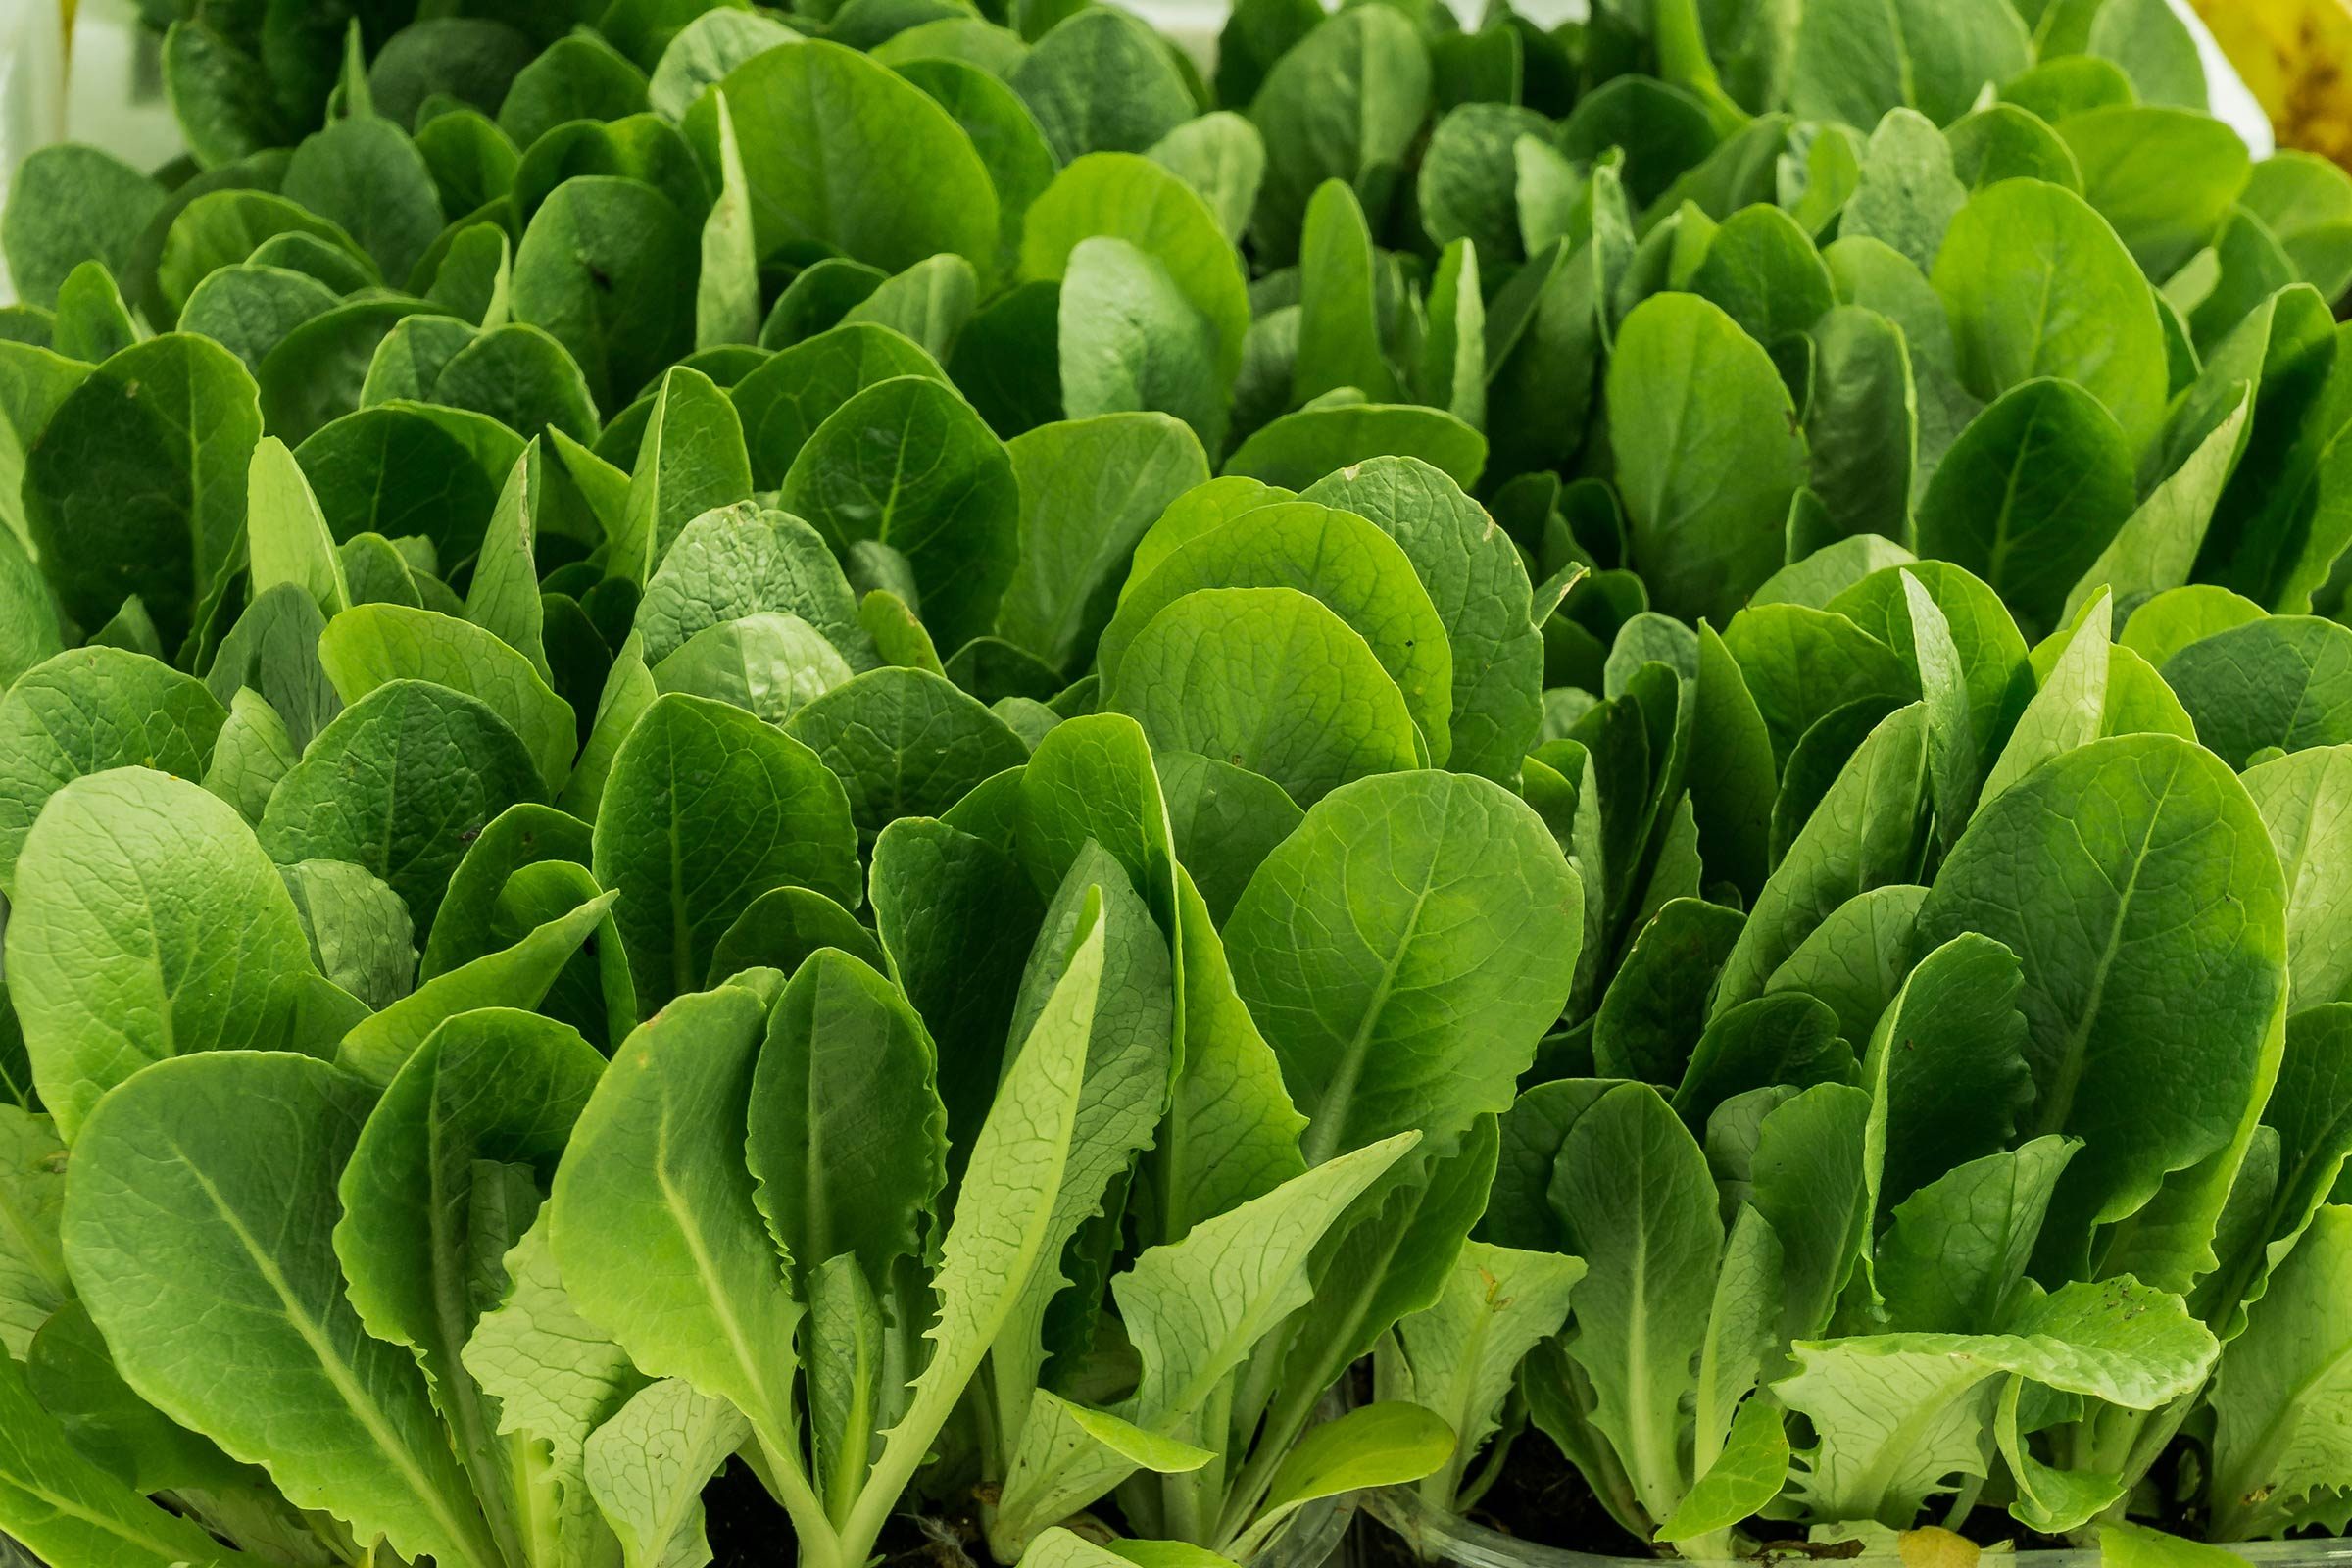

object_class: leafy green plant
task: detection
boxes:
[8,0,2352,1564]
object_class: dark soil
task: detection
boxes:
[705,1460,993,1568]
[1462,1438,1656,1560]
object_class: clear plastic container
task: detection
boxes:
[1362,1488,2352,1568]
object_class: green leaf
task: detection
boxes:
[653,611,855,725]
[1247,7,1431,269]
[552,983,803,1451]
[1781,1278,2216,1525]
[1609,292,1809,623]
[637,502,876,669]
[1917,735,2288,1272]
[1554,1081,1722,1528]
[2208,1203,2352,1537]
[6,769,315,1141]
[1657,1395,1792,1544]
[2245,746,2352,1011]
[996,413,1209,674]
[1932,178,2169,456]
[593,692,859,1008]
[461,1216,644,1568]
[2060,106,2251,282]
[607,366,755,586]
[0,645,226,897]
[24,334,261,649]
[732,322,949,490]
[1056,237,1231,454]
[1878,1138,2075,1334]
[280,858,416,1010]
[262,679,544,935]
[64,1051,502,1567]
[1789,0,2029,125]
[1293,180,1399,407]
[0,1105,68,1359]
[648,11,800,120]
[338,888,619,1087]
[689,39,1000,278]
[782,375,1019,651]
[513,177,697,413]
[0,1350,268,1568]
[1240,1400,1455,1553]
[1714,705,1929,1011]
[1980,592,2111,805]
[1022,151,1251,384]
[282,116,445,288]
[1100,499,1454,764]
[1229,769,1579,1164]
[1303,457,1546,784]
[1225,402,1487,493]
[2163,616,2352,770]
[784,667,1031,839]
[335,1008,605,1561]
[0,145,165,312]
[1008,7,1194,164]
[1391,1240,1585,1503]
[584,1378,749,1568]
[319,605,578,793]
[294,402,524,568]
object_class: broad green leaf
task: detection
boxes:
[0,646,226,897]
[648,10,800,119]
[2066,384,2254,625]
[785,667,1031,839]
[1714,705,1930,1011]
[1228,769,1580,1163]
[281,114,446,287]
[1391,1241,1585,1503]
[2208,1202,2352,1538]
[1609,293,1808,622]
[1056,237,1231,455]
[593,692,859,1007]
[64,1051,501,1567]
[1008,7,1193,164]
[281,858,416,1011]
[0,1350,267,1568]
[690,39,999,277]
[1098,500,1454,763]
[6,769,315,1141]
[1247,7,1431,269]
[1980,592,2111,805]
[0,1106,67,1359]
[1916,381,2135,634]
[552,984,802,1447]
[2244,746,2352,1010]
[1917,734,2288,1271]
[318,605,578,793]
[1932,178,2168,455]
[466,444,552,680]
[780,375,1019,651]
[748,949,946,1291]
[1238,1400,1455,1553]
[1781,1279,2215,1525]
[1877,1138,2074,1334]
[1225,403,1488,493]
[1022,152,1251,382]
[732,323,950,490]
[997,413,1209,675]
[513,177,697,412]
[1303,458,1546,783]
[262,680,543,935]
[652,612,855,725]
[24,334,260,648]
[2059,107,2251,282]
[583,1378,749,1568]
[0,145,165,311]
[2163,616,2352,769]
[1658,1395,1793,1544]
[294,402,524,568]
[1790,0,2028,125]
[461,1217,644,1568]
[335,1009,605,1560]
[637,503,876,669]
